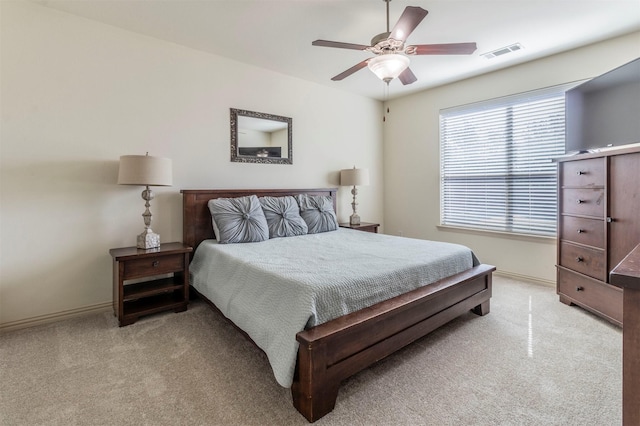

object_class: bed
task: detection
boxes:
[181,188,495,422]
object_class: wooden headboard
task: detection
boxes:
[181,188,338,253]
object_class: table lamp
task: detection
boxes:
[340,166,370,226]
[117,153,172,249]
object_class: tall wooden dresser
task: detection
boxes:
[556,145,640,326]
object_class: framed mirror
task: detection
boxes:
[230,108,293,164]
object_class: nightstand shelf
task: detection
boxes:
[123,292,186,321]
[123,277,184,301]
[110,242,192,326]
[339,222,380,233]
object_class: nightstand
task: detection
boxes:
[339,222,380,233]
[109,242,193,326]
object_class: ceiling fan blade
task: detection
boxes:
[389,7,428,42]
[409,43,478,55]
[398,67,417,85]
[331,60,369,81]
[312,40,369,51]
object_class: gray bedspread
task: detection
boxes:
[189,228,477,387]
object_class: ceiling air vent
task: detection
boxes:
[481,43,523,59]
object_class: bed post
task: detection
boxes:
[472,300,490,316]
[292,339,340,422]
[471,274,492,315]
[182,191,196,253]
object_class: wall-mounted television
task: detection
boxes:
[565,58,640,154]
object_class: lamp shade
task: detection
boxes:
[117,155,172,186]
[340,167,370,187]
[367,54,410,83]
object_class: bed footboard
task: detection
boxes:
[292,263,494,422]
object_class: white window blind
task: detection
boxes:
[440,85,573,237]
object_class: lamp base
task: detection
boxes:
[349,213,361,226]
[137,229,160,249]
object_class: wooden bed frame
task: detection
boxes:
[181,188,495,422]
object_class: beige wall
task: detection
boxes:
[383,31,640,284]
[0,1,383,326]
[2,1,638,327]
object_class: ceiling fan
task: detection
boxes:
[312,0,477,85]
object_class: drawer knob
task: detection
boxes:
[577,170,586,175]
[577,229,585,234]
[576,256,584,262]
[576,199,584,204]
[152,260,159,267]
[576,286,584,292]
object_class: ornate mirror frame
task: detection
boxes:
[230,108,293,165]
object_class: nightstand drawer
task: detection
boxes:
[560,216,605,248]
[559,241,606,281]
[561,158,605,187]
[557,268,622,324]
[122,254,184,280]
[561,188,605,217]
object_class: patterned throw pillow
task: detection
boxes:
[208,195,269,244]
[295,194,339,234]
[259,196,308,238]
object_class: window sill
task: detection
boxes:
[436,225,556,244]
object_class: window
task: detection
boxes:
[440,85,575,237]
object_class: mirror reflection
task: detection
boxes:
[230,108,293,164]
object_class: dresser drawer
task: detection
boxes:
[561,188,605,217]
[557,268,622,325]
[560,216,605,248]
[561,158,605,187]
[122,254,185,280]
[559,241,606,281]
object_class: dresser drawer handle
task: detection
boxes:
[576,199,585,204]
[576,286,584,291]
[577,229,585,234]
[152,260,159,267]
[576,256,584,262]
[576,170,586,175]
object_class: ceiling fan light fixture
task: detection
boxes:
[367,54,410,83]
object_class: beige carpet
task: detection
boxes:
[0,276,621,425]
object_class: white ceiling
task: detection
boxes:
[34,0,640,100]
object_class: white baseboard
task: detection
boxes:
[0,270,554,333]
[0,302,112,333]
[494,270,556,287]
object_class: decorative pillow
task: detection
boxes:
[210,209,222,242]
[259,196,308,238]
[295,194,339,234]
[207,195,269,244]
